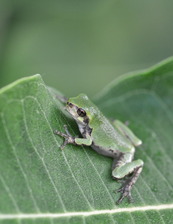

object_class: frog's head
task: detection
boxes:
[66,94,92,125]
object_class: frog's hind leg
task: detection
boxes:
[113,120,142,147]
[112,153,144,204]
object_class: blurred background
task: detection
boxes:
[0,0,173,97]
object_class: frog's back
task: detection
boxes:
[90,111,134,153]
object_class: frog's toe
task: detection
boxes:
[54,130,60,135]
[114,186,124,193]
[60,139,68,150]
[127,194,134,203]
[116,195,125,205]
[54,130,68,138]
[115,182,133,204]
[116,191,130,204]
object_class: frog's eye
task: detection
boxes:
[67,102,73,108]
[77,108,86,117]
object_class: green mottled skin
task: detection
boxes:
[69,94,136,153]
[55,93,144,204]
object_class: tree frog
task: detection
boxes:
[54,93,144,204]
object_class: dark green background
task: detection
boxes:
[1,0,173,96]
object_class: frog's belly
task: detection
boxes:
[91,143,120,158]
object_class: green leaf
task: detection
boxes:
[1,57,173,223]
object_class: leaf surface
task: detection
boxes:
[1,58,173,223]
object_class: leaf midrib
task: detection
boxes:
[1,203,173,220]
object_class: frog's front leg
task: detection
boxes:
[54,125,92,149]
[113,120,142,146]
[112,153,144,204]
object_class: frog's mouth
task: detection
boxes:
[66,103,78,117]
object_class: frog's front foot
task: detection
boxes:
[54,125,76,149]
[115,182,133,204]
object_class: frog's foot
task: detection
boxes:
[116,181,133,204]
[112,161,143,204]
[54,125,76,149]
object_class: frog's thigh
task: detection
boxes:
[112,159,144,179]
[75,137,92,146]
[113,120,142,147]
